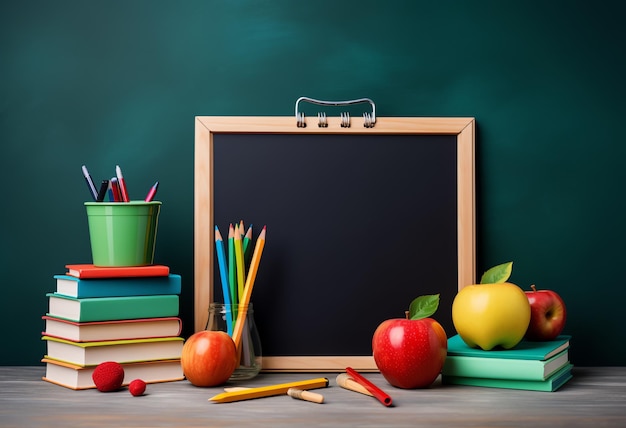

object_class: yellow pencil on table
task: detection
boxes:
[208,377,328,403]
[231,226,266,352]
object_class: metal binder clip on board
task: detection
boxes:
[295,97,376,128]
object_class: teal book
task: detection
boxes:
[447,334,571,360]
[47,293,179,322]
[442,349,569,381]
[442,363,574,392]
[53,274,182,298]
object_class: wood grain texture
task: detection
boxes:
[1,367,624,427]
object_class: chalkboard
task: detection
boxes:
[194,116,475,371]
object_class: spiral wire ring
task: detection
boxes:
[340,112,351,128]
[318,112,328,128]
[295,97,376,128]
[296,112,306,128]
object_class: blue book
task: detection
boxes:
[53,274,181,298]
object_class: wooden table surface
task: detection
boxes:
[1,366,624,427]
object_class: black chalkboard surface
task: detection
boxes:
[194,116,475,371]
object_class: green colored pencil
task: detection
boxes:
[234,223,246,300]
[228,223,238,308]
[242,224,253,269]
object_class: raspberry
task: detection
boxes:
[129,379,146,396]
[92,361,124,392]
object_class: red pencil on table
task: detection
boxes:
[345,367,393,407]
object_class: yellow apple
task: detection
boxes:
[452,282,531,350]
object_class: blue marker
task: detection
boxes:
[107,179,115,201]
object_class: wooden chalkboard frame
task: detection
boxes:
[194,116,475,371]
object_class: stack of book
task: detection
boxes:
[41,264,185,390]
[441,334,573,392]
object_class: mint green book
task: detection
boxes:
[442,349,569,381]
[47,293,179,322]
[442,363,573,392]
[447,334,571,360]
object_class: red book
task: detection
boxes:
[65,264,170,279]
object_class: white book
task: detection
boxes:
[42,316,182,342]
[43,336,184,366]
[42,358,184,390]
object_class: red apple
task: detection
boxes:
[181,331,238,387]
[524,285,567,341]
[372,295,447,389]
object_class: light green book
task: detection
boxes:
[442,363,573,392]
[46,293,179,322]
[442,349,569,381]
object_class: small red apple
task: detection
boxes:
[524,285,567,341]
[181,331,238,387]
[372,294,447,389]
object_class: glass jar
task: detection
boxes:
[206,302,262,381]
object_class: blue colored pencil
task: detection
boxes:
[215,226,233,336]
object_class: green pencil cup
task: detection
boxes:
[84,201,161,267]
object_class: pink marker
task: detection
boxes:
[144,181,159,202]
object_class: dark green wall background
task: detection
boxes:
[1,1,624,366]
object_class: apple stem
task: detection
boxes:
[405,311,410,320]
[531,284,537,292]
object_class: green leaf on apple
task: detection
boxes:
[408,294,440,320]
[480,261,512,284]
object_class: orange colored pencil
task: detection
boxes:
[231,226,266,351]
